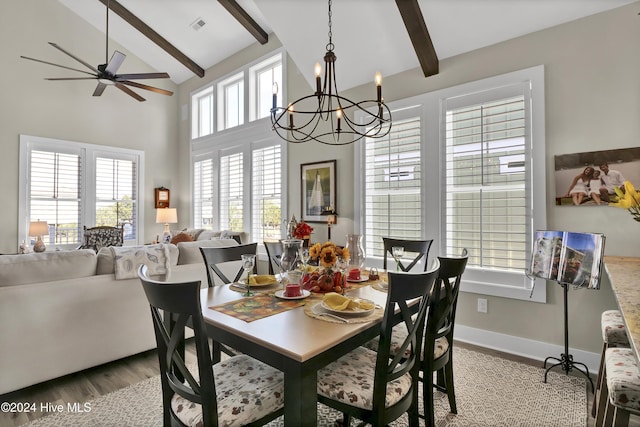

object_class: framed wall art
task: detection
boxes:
[301,160,336,222]
[155,187,170,208]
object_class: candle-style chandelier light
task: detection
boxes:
[270,0,392,145]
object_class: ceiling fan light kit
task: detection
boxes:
[270,0,392,145]
[20,0,172,102]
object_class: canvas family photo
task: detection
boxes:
[554,147,640,206]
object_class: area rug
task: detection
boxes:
[21,347,587,427]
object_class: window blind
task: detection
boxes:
[220,153,244,231]
[364,116,422,258]
[29,150,81,245]
[445,96,527,270]
[95,157,137,241]
[252,145,282,242]
[193,158,215,229]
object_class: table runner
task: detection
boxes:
[209,294,307,322]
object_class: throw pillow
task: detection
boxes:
[170,232,194,245]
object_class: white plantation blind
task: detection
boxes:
[29,149,81,246]
[445,96,527,271]
[364,115,422,258]
[193,158,215,229]
[220,153,244,231]
[95,157,137,241]
[252,145,282,242]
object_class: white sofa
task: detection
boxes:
[0,238,239,395]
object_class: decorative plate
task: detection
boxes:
[274,289,311,300]
[320,298,376,316]
[346,274,369,283]
[238,275,278,287]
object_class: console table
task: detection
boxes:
[604,256,640,360]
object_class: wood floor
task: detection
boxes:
[0,340,633,427]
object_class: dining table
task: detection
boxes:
[199,273,392,427]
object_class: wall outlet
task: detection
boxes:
[477,298,488,313]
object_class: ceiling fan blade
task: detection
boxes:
[93,82,107,97]
[46,77,98,81]
[115,72,170,80]
[48,42,99,73]
[105,51,126,75]
[119,80,173,96]
[20,55,97,77]
[115,82,145,102]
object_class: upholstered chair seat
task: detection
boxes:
[595,347,640,426]
[602,310,630,346]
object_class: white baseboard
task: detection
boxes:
[454,324,600,375]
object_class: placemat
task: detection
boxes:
[229,283,281,294]
[304,301,384,324]
[210,294,307,322]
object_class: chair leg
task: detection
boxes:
[444,361,457,414]
[595,369,609,427]
[423,370,436,427]
[613,406,630,427]
[592,342,607,417]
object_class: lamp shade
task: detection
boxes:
[29,221,49,236]
[156,208,178,224]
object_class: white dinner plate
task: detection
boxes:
[274,289,311,300]
[346,274,369,283]
[320,298,375,316]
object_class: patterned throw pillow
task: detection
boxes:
[80,227,124,252]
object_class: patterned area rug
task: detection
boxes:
[21,347,586,427]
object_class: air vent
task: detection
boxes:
[191,17,206,31]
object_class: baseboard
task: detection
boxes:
[454,324,600,375]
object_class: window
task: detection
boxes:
[193,158,214,228]
[19,135,143,249]
[355,66,546,301]
[362,108,422,259]
[191,49,284,139]
[217,72,244,131]
[219,152,244,231]
[252,145,282,242]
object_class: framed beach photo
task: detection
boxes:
[301,160,336,222]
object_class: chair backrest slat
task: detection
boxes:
[199,243,258,286]
[382,237,434,272]
[264,241,283,275]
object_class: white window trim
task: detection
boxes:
[18,134,145,250]
[355,65,546,302]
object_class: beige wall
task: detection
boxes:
[0,0,179,253]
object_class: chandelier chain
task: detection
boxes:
[327,0,333,51]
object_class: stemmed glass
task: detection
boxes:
[300,248,311,272]
[392,246,405,272]
[336,256,349,294]
[241,254,256,297]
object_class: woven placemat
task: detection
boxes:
[210,294,307,322]
[304,301,384,324]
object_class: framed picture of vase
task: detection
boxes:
[301,160,336,223]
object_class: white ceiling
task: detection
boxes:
[57,0,637,90]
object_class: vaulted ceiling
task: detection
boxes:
[56,0,636,91]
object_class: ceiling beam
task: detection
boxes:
[218,0,268,45]
[395,0,438,77]
[97,0,205,78]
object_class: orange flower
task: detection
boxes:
[319,247,337,267]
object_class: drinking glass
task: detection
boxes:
[300,248,311,272]
[241,254,256,296]
[391,246,404,272]
[336,256,349,294]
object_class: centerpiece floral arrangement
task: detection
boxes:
[309,241,350,268]
[610,181,640,222]
[293,221,313,239]
[302,241,350,293]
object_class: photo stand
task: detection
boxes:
[528,230,606,393]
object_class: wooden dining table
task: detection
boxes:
[199,279,390,427]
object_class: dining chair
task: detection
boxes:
[382,237,433,272]
[199,242,258,287]
[137,265,284,427]
[316,261,440,427]
[263,240,283,275]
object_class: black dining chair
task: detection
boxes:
[199,243,258,286]
[137,265,285,427]
[316,262,440,427]
[382,237,433,272]
[263,240,283,275]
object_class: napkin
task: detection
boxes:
[322,292,375,311]
[248,275,278,285]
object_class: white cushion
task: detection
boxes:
[176,238,239,265]
[0,250,97,286]
[97,244,178,275]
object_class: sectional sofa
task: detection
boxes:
[0,237,240,395]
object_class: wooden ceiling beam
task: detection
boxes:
[395,0,439,77]
[97,0,205,78]
[218,0,269,45]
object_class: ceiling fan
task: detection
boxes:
[20,0,173,102]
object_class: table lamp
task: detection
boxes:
[156,208,177,243]
[29,221,49,252]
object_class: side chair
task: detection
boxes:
[263,240,283,275]
[382,237,433,272]
[316,262,440,427]
[199,242,258,287]
[137,265,284,427]
[78,225,124,252]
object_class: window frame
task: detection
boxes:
[355,65,546,302]
[18,134,145,251]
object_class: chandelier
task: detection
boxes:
[270,0,392,145]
